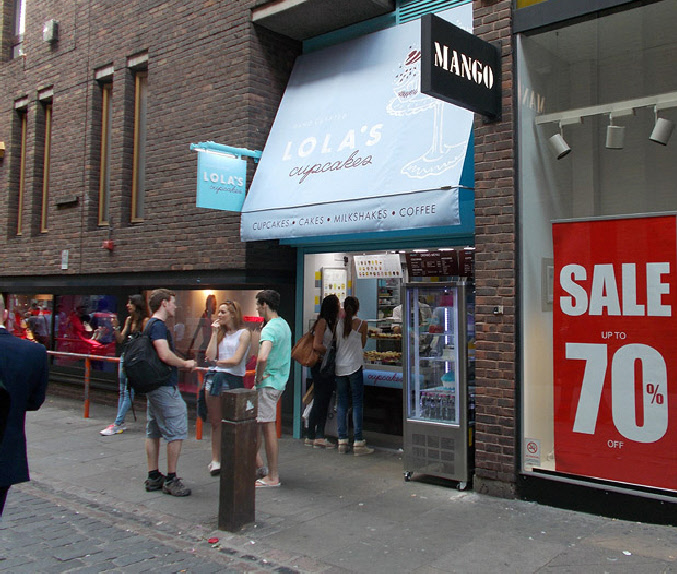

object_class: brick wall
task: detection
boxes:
[0,0,300,280]
[473,0,517,497]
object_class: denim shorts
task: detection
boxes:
[146,385,188,441]
[257,387,282,423]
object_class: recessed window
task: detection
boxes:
[98,82,113,225]
[40,101,52,233]
[131,70,147,221]
[15,107,27,235]
[11,0,26,58]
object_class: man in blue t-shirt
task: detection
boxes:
[254,290,291,488]
[143,289,196,497]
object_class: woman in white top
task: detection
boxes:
[204,300,252,475]
[335,296,373,456]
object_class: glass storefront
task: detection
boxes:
[6,288,262,393]
[301,246,474,439]
[518,0,677,490]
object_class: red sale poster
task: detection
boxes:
[553,215,677,491]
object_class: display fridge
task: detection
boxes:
[402,280,475,489]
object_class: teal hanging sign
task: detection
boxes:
[191,141,261,212]
[195,149,247,212]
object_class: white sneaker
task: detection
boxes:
[208,461,221,476]
[100,424,125,436]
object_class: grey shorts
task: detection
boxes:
[257,387,282,423]
[146,385,188,441]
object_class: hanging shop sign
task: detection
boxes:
[552,215,677,490]
[191,142,261,213]
[240,3,474,241]
[420,13,501,120]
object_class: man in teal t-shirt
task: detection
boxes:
[254,290,291,488]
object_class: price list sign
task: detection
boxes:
[553,215,677,490]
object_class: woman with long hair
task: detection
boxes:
[305,294,340,448]
[100,294,149,436]
[334,296,373,456]
[204,300,252,475]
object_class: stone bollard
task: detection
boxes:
[218,388,257,532]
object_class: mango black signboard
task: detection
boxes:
[421,14,501,120]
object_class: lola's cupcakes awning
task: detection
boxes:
[240,3,474,242]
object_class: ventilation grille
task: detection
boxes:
[410,432,456,475]
[397,0,471,23]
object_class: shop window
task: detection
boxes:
[518,0,677,476]
[131,69,147,222]
[53,295,120,370]
[40,99,52,232]
[98,81,113,225]
[7,294,53,347]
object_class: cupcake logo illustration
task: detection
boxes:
[387,44,467,180]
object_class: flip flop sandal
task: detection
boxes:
[255,479,281,488]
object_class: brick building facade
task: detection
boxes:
[0,0,298,278]
[472,0,517,496]
[1,0,524,499]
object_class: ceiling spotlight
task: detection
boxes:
[548,122,571,160]
[606,114,625,150]
[650,109,674,146]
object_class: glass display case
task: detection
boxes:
[403,281,474,487]
[365,278,402,367]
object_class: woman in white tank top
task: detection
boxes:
[335,296,373,456]
[204,300,252,475]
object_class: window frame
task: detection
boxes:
[16,108,27,236]
[40,101,52,233]
[98,82,113,225]
[131,70,148,222]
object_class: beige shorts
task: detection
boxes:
[257,387,282,423]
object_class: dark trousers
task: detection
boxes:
[0,485,9,516]
[307,364,336,440]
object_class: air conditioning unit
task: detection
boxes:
[43,20,58,43]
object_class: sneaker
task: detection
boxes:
[313,438,336,449]
[304,438,314,446]
[353,440,374,457]
[208,461,221,476]
[162,477,192,497]
[100,424,125,436]
[338,439,350,454]
[144,473,166,492]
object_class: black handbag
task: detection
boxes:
[320,339,336,376]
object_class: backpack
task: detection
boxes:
[122,318,172,393]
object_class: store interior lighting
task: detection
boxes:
[605,111,632,150]
[548,122,571,160]
[535,91,677,156]
[650,107,675,146]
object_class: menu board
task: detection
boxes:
[406,250,474,279]
[354,254,402,279]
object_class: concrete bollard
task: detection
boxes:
[218,388,258,532]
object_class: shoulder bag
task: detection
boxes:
[291,331,320,367]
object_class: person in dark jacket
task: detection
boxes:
[0,295,49,517]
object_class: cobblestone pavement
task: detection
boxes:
[0,482,292,574]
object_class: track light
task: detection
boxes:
[606,114,625,150]
[650,108,674,146]
[548,122,571,160]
